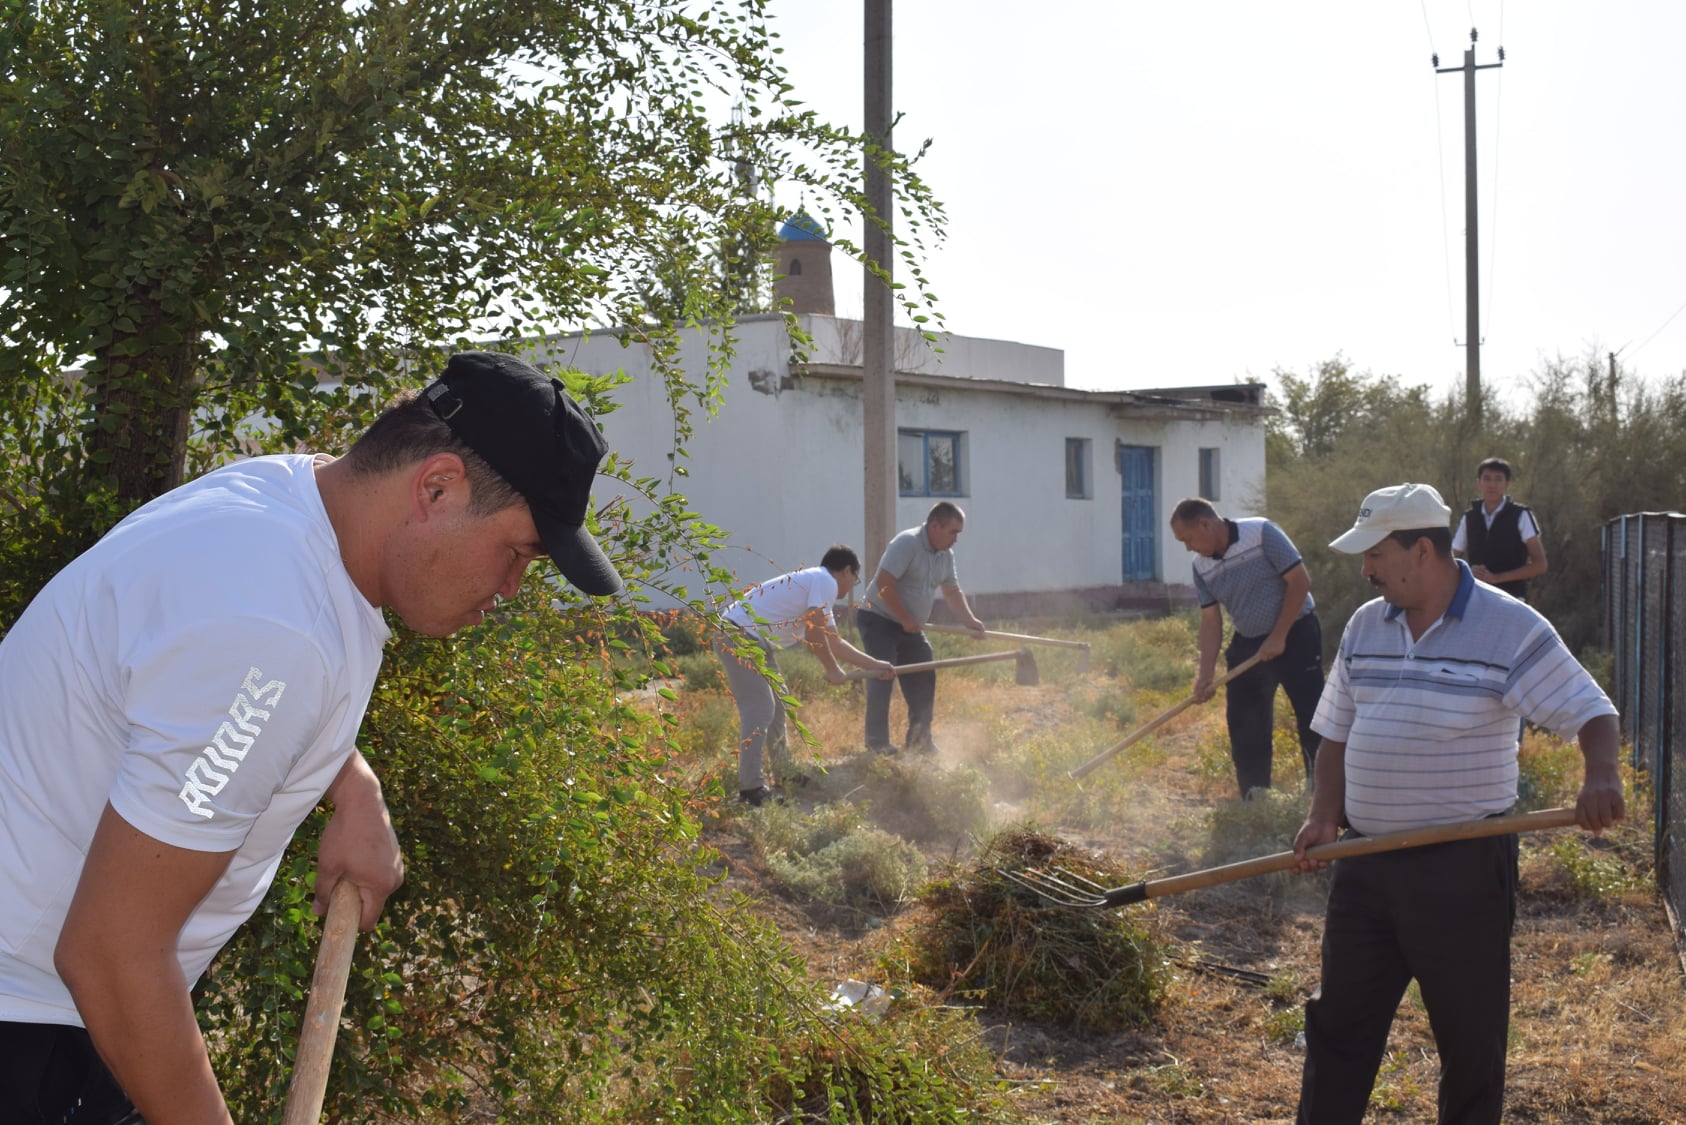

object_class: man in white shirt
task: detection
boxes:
[0,352,622,1125]
[716,546,894,805]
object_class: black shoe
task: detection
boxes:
[738,785,783,808]
[905,724,936,755]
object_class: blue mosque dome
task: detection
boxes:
[777,211,829,241]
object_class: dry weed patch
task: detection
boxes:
[892,827,1170,1033]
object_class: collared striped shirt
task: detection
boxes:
[1312,561,1616,835]
[1190,518,1313,638]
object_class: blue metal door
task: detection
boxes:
[1118,445,1157,581]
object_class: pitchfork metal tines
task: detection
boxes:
[1000,864,1150,909]
[1000,808,1582,912]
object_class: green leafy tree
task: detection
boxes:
[1265,352,1686,657]
[0,3,1010,1119]
[0,0,947,617]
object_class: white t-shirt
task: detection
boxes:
[0,454,390,1026]
[723,567,840,649]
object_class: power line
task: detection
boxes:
[1432,80,1458,346]
[1484,44,1503,344]
[1622,294,1686,362]
[1422,0,1458,346]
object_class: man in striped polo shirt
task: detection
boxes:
[1291,482,1624,1125]
[1170,498,1324,798]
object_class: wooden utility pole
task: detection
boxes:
[862,0,896,572]
[1436,29,1503,426]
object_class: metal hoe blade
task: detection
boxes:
[997,864,1115,909]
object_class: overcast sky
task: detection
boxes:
[762,0,1686,401]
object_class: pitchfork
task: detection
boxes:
[1001,807,1581,910]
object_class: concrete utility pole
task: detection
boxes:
[862,0,896,572]
[1436,29,1503,427]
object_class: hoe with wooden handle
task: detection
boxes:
[923,623,1092,673]
[1068,652,1264,780]
[281,880,363,1125]
[843,648,1039,686]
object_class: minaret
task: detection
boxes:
[773,211,835,315]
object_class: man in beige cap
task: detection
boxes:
[1290,482,1624,1125]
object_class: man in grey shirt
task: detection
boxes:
[855,501,986,754]
[1170,497,1324,797]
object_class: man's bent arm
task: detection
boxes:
[1259,564,1311,661]
[1192,604,1223,701]
[1573,714,1625,832]
[1492,536,1549,586]
[1292,738,1345,871]
[940,583,985,634]
[56,804,236,1125]
[873,571,920,632]
[317,751,405,931]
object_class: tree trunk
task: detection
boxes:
[86,335,199,511]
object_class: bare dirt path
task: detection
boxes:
[696,669,1685,1123]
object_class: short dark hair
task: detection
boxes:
[1476,457,1513,480]
[344,390,524,518]
[1170,497,1219,525]
[1387,527,1453,557]
[820,544,861,576]
[926,500,965,527]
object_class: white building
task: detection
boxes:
[537,220,1269,616]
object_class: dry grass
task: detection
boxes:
[675,620,1685,1123]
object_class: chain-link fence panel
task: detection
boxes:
[1604,512,1685,964]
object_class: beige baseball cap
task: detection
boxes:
[1329,482,1452,553]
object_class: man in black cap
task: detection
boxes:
[0,352,620,1124]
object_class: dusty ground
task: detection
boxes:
[695,662,1686,1124]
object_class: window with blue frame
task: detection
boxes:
[898,429,964,496]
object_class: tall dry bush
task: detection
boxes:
[1264,351,1686,657]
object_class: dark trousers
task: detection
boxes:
[1298,832,1519,1125]
[1225,611,1324,796]
[0,1021,143,1124]
[857,609,935,750]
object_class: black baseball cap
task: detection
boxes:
[422,352,623,596]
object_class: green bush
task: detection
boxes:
[1097,613,1198,693]
[1546,836,1650,897]
[1204,788,1310,866]
[676,647,726,693]
[751,802,928,909]
[766,828,929,909]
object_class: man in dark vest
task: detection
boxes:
[1452,457,1548,600]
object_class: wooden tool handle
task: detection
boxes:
[1132,807,1581,903]
[924,623,1092,652]
[281,880,363,1125]
[1068,652,1264,780]
[842,649,1023,681]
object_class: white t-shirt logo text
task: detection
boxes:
[178,667,287,819]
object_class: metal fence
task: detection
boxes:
[1602,512,1685,962]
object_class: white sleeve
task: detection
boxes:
[1310,622,1356,742]
[1451,516,1468,553]
[1518,509,1541,541]
[110,614,333,853]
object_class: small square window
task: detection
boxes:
[898,429,965,496]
